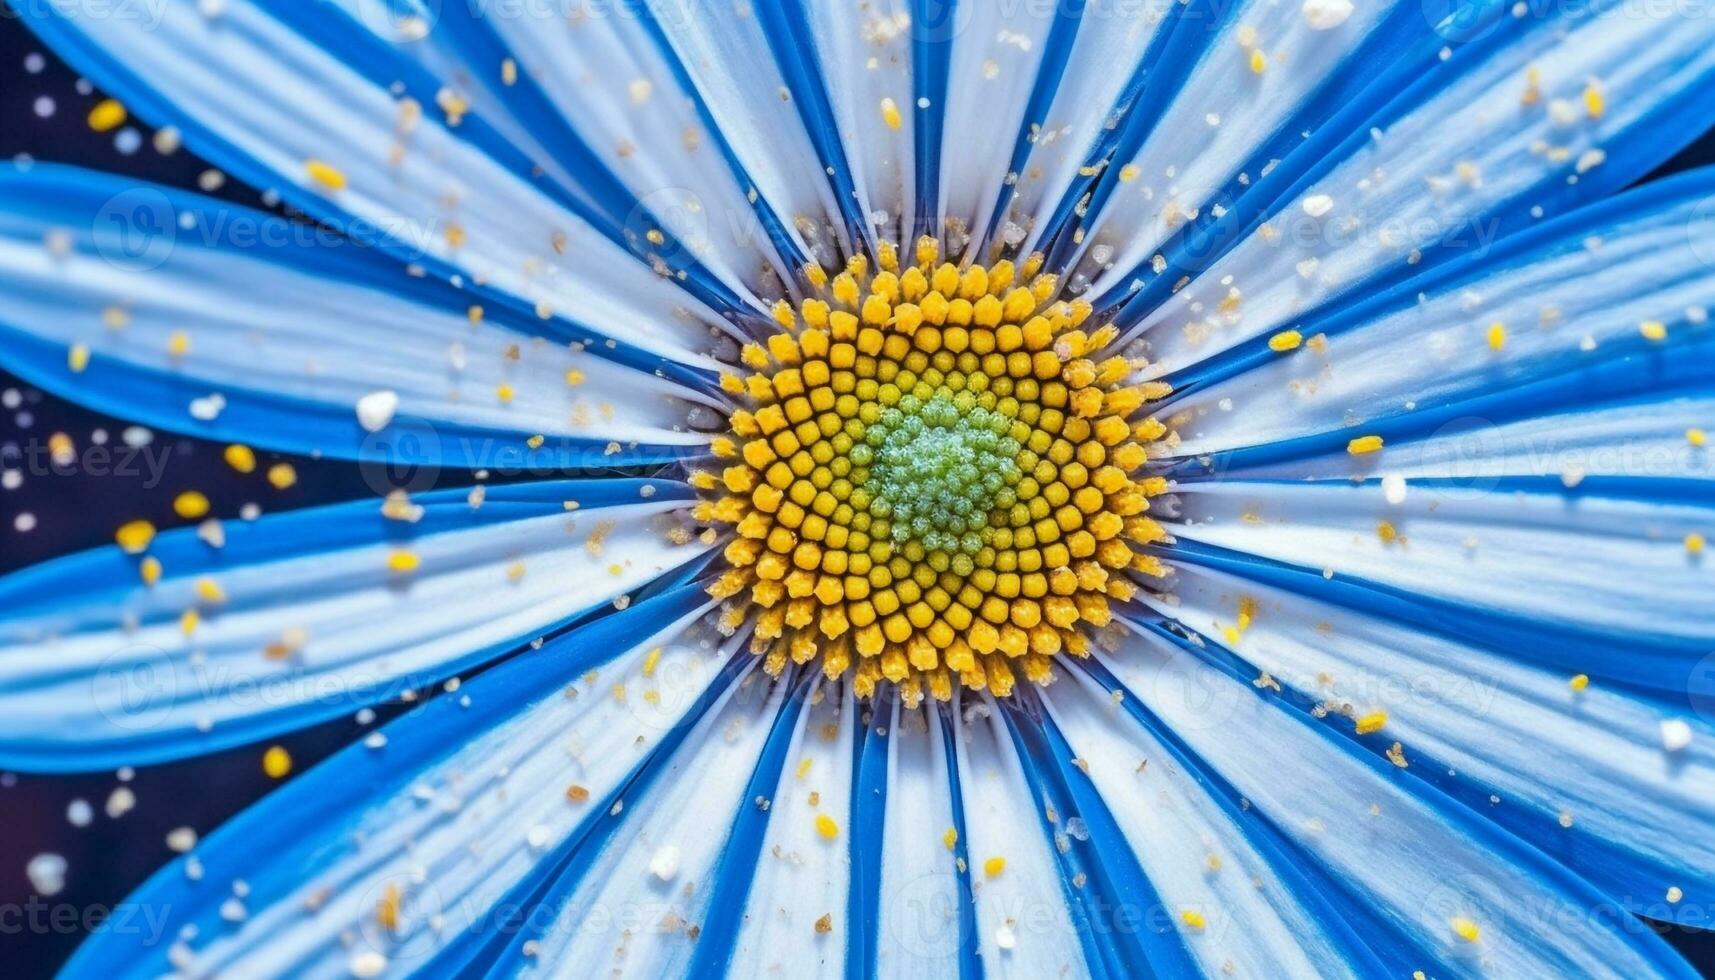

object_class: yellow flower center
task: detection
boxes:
[694,237,1172,705]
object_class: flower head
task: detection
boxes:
[0,0,1712,976]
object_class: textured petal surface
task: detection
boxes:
[0,166,716,466]
[58,585,736,979]
[1145,561,1715,927]
[1117,0,1715,369]
[0,479,707,770]
[23,0,746,364]
[1090,620,1699,977]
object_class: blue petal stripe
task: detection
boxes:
[936,702,985,980]
[974,0,1086,258]
[845,690,892,980]
[1085,0,1454,310]
[684,671,815,977]
[1149,537,1707,694]
[432,658,756,979]
[750,0,870,251]
[1161,331,1715,482]
[907,0,955,241]
[1033,0,1234,273]
[1104,0,1715,336]
[57,583,718,979]
[387,0,762,323]
[1159,163,1715,397]
[1132,601,1715,930]
[14,3,741,376]
[1074,648,1460,977]
[1002,692,1202,978]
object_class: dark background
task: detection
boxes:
[2,11,1714,976]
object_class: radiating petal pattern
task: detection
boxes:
[0,479,708,770]
[1117,0,1715,371]
[1143,562,1715,927]
[57,585,737,979]
[0,166,716,466]
[1090,621,1701,977]
[23,0,749,364]
[1159,481,1712,691]
[1162,168,1715,468]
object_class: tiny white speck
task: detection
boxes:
[649,844,681,881]
[1382,474,1407,505]
[356,390,399,433]
[27,853,67,896]
[1661,719,1693,753]
[1301,0,1354,29]
[1301,194,1334,218]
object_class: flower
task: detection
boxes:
[1,0,1713,976]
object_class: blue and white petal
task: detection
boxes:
[475,662,802,974]
[0,167,716,466]
[1161,481,1712,692]
[1164,169,1715,468]
[801,0,917,246]
[872,695,972,976]
[325,0,809,294]
[1119,1,1715,367]
[22,0,744,362]
[1144,562,1715,926]
[0,479,708,770]
[1036,670,1373,977]
[1037,0,1407,283]
[727,679,857,976]
[950,692,1085,975]
[57,586,736,979]
[1092,620,1700,977]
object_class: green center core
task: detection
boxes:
[856,389,1022,561]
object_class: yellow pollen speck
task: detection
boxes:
[196,577,227,604]
[1451,917,1481,943]
[387,549,422,573]
[167,331,190,358]
[1639,320,1668,341]
[496,383,516,404]
[1347,435,1384,455]
[68,343,91,373]
[224,444,257,474]
[115,520,156,554]
[179,609,200,635]
[1486,322,1507,351]
[267,462,298,490]
[815,814,840,840]
[304,159,348,191]
[1667,886,1684,903]
[87,98,126,132]
[1569,673,1590,691]
[262,745,293,779]
[1268,330,1302,352]
[565,369,586,386]
[983,857,1006,878]
[1181,909,1207,931]
[1583,83,1605,119]
[1354,711,1388,735]
[1687,533,1706,556]
[139,556,163,586]
[1688,428,1707,447]
[880,97,903,130]
[943,828,959,850]
[173,491,211,520]
[1249,49,1267,74]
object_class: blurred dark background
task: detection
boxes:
[2,10,1715,977]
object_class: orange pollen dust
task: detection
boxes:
[691,237,1173,707]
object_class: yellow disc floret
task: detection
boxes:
[697,238,1171,706]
